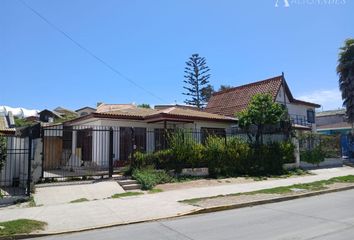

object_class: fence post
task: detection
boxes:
[293,137,300,168]
[131,127,135,166]
[26,129,32,196]
[109,128,114,178]
[40,128,44,179]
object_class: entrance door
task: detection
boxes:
[77,129,93,161]
[119,127,146,161]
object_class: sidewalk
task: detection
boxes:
[1,166,354,234]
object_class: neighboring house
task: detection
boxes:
[54,107,79,118]
[205,75,321,132]
[39,109,64,123]
[75,106,96,117]
[39,107,79,123]
[41,105,236,172]
[0,112,16,135]
[316,109,352,135]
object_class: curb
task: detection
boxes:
[0,210,198,240]
[2,185,354,240]
[183,185,354,216]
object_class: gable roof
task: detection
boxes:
[75,106,96,112]
[205,75,320,117]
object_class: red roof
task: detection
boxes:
[205,75,320,117]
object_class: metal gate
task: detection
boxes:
[0,134,32,197]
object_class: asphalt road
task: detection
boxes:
[31,189,354,240]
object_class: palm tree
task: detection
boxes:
[337,38,354,131]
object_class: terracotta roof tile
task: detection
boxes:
[66,106,236,124]
[206,76,283,117]
[96,104,136,113]
[205,75,320,117]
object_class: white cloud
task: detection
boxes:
[297,89,343,111]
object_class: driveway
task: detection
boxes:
[34,180,125,206]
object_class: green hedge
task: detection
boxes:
[132,168,174,190]
[133,133,295,177]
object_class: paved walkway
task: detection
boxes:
[35,180,125,206]
[1,167,354,234]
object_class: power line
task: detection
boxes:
[18,0,166,102]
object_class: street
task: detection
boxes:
[31,189,354,240]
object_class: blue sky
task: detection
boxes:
[1,0,353,111]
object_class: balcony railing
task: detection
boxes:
[289,114,313,127]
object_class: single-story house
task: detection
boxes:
[75,106,96,117]
[41,105,236,174]
[205,74,321,132]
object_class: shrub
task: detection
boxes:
[300,146,325,166]
[132,168,174,190]
[133,151,156,169]
[168,130,205,172]
[279,141,295,164]
[0,136,6,171]
[204,136,226,177]
[224,137,250,175]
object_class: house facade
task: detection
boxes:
[205,75,321,131]
[316,109,352,135]
[41,106,236,177]
[75,106,96,117]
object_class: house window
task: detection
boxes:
[201,128,226,144]
[154,129,174,151]
[307,109,315,124]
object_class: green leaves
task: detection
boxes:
[237,93,287,144]
[0,136,6,171]
[337,38,354,123]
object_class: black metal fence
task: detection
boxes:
[40,125,289,179]
[0,134,32,197]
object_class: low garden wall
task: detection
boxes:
[300,158,343,170]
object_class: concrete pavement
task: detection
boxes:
[34,180,125,206]
[1,166,354,234]
[29,188,354,240]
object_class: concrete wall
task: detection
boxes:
[316,114,346,127]
[300,158,343,169]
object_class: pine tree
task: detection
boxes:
[183,54,211,108]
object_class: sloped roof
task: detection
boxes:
[147,107,233,121]
[66,106,236,124]
[0,116,15,135]
[205,75,320,117]
[316,109,346,117]
[96,104,136,113]
[317,121,352,131]
[75,106,96,112]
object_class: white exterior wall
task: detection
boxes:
[68,118,233,165]
[0,137,29,187]
[275,84,317,131]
